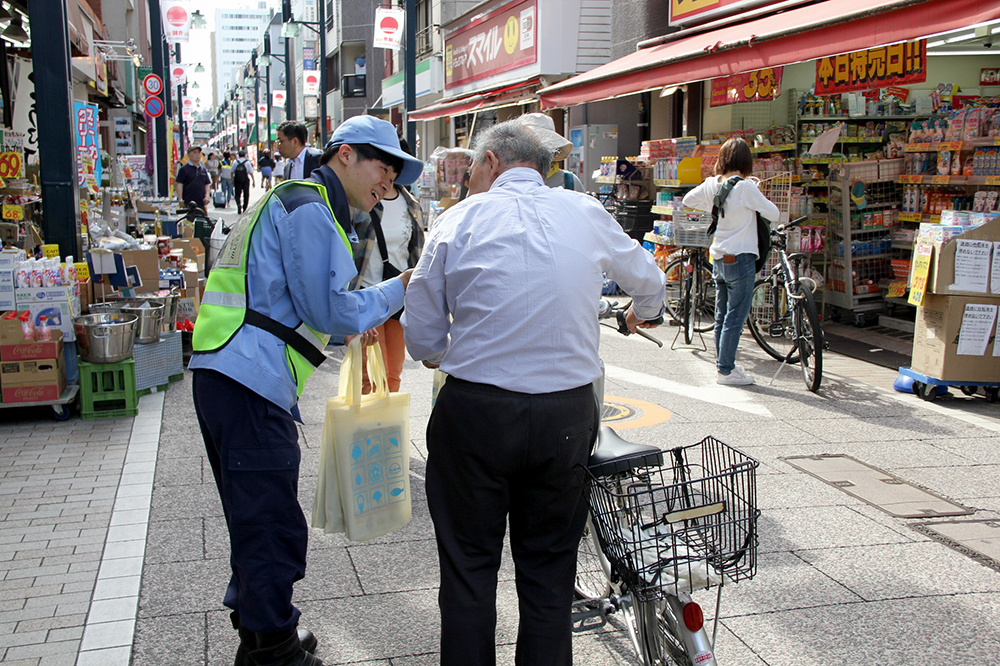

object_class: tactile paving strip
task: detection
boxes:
[913,520,1000,573]
[783,454,973,518]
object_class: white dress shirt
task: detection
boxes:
[682,176,781,260]
[286,148,307,180]
[402,168,666,394]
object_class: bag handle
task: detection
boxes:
[708,175,742,236]
[339,337,364,408]
[365,342,390,398]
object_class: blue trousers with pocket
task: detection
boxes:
[192,369,306,633]
[713,253,757,375]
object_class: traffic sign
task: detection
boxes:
[145,96,164,118]
[143,73,164,97]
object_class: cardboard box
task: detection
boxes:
[118,248,161,292]
[15,283,81,305]
[0,248,26,268]
[1,361,66,403]
[0,328,64,362]
[1,355,64,387]
[171,239,206,273]
[911,294,1000,382]
[0,269,13,311]
[24,303,77,343]
[924,216,1000,297]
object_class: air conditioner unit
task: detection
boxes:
[342,74,366,98]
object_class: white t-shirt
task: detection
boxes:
[682,176,781,260]
[360,193,411,288]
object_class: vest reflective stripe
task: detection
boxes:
[201,291,247,308]
[192,179,351,399]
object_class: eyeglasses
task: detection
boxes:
[275,138,285,145]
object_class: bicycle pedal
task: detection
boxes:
[668,320,683,327]
[571,599,609,633]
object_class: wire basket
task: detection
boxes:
[584,436,760,602]
[673,211,712,248]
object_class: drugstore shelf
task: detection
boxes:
[800,138,885,144]
[652,179,698,188]
[594,176,618,184]
[751,143,796,154]
[650,206,679,215]
[898,212,941,223]
[896,175,1000,185]
[798,115,924,121]
[903,138,1000,152]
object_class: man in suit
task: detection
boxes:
[277,121,323,180]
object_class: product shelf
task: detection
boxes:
[897,175,1000,185]
[898,212,941,223]
[903,138,1000,152]
[751,143,796,154]
[800,138,885,144]
[650,206,679,216]
[652,179,697,188]
[798,115,925,121]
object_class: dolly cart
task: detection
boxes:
[0,385,80,420]
[898,366,1000,403]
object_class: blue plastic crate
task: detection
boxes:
[133,331,184,391]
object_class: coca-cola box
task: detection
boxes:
[1,353,66,403]
[0,311,65,362]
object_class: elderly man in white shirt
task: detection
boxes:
[402,120,665,666]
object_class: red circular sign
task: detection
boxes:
[166,5,188,27]
[145,96,164,118]
[380,16,398,34]
[143,74,163,96]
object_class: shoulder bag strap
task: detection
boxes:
[708,175,742,235]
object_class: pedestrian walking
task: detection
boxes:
[175,145,211,209]
[190,115,423,666]
[232,150,255,214]
[205,152,221,192]
[682,137,781,386]
[402,120,665,666]
[277,121,323,180]
[219,152,235,207]
[258,150,276,191]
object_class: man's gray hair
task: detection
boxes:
[472,120,552,177]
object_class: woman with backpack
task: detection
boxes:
[682,137,780,387]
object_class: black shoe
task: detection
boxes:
[248,630,323,665]
[231,612,318,664]
[297,629,317,654]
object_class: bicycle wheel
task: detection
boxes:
[623,596,694,666]
[691,262,716,334]
[683,272,695,345]
[663,258,686,324]
[746,279,800,363]
[795,288,823,392]
[575,515,611,600]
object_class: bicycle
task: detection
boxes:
[746,215,827,393]
[574,302,760,665]
[662,248,715,345]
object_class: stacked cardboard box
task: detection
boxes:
[0,313,66,403]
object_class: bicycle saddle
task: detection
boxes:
[587,427,664,478]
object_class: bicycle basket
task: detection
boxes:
[672,211,712,248]
[584,436,759,602]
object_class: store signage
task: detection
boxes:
[74,102,102,188]
[239,118,246,129]
[670,0,779,28]
[0,152,24,179]
[885,86,909,102]
[303,71,320,96]
[272,90,286,107]
[94,51,108,96]
[145,96,163,118]
[709,67,783,107]
[171,64,188,87]
[143,74,164,97]
[981,68,1000,86]
[445,0,536,89]
[113,117,133,154]
[2,204,22,221]
[162,0,192,43]
[815,39,927,96]
[258,103,267,117]
[908,242,934,307]
[247,110,256,124]
[12,59,37,165]
[374,8,406,50]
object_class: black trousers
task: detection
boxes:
[425,377,598,666]
[234,179,251,213]
[192,369,307,633]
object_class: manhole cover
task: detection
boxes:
[600,396,672,431]
[601,401,636,422]
[913,521,1000,573]
[783,454,973,518]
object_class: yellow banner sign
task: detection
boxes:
[908,242,934,307]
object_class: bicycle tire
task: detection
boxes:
[795,288,823,392]
[664,258,714,333]
[683,274,694,345]
[746,279,800,363]
[574,515,611,600]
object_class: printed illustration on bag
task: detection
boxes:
[350,428,406,517]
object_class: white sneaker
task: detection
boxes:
[717,366,755,386]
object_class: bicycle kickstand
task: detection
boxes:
[768,347,795,385]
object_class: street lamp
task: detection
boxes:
[281,0,328,144]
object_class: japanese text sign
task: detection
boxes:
[161,0,192,44]
[670,0,765,27]
[445,0,536,89]
[815,40,926,96]
[374,8,405,50]
[0,152,24,179]
[74,102,102,188]
[908,242,934,307]
[710,67,783,107]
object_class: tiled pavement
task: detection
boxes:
[1,318,1000,663]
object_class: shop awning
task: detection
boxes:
[409,75,541,121]
[538,0,1000,109]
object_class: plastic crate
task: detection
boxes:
[79,359,138,420]
[133,331,184,391]
[673,211,712,248]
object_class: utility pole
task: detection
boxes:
[265,32,273,151]
[148,0,170,195]
[404,0,416,150]
[318,0,327,145]
[174,44,186,153]
[282,0,295,120]
[252,55,260,152]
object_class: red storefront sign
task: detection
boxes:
[444,0,536,88]
[709,67,783,107]
[815,39,926,96]
[670,0,781,27]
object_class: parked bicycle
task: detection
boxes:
[663,247,715,345]
[746,215,826,392]
[575,302,760,665]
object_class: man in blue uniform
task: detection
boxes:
[190,116,423,666]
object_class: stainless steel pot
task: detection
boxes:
[117,302,164,344]
[98,291,179,332]
[73,313,139,363]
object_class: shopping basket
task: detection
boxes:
[583,436,760,602]
[672,211,712,248]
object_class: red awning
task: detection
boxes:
[409,76,541,121]
[538,0,1000,109]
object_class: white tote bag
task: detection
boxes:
[312,338,412,541]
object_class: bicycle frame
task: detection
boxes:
[764,228,809,362]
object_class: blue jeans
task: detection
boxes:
[713,253,756,375]
[221,179,234,204]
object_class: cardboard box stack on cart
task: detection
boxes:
[0,314,66,404]
[909,215,1000,382]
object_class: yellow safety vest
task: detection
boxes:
[192,179,352,398]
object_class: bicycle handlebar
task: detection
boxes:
[774,215,809,235]
[599,300,664,347]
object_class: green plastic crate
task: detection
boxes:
[79,358,138,420]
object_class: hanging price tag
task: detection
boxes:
[985,176,1000,186]
[908,243,934,307]
[930,175,950,185]
[0,152,23,179]
[887,281,908,298]
[900,175,922,183]
[74,262,90,281]
[2,204,23,220]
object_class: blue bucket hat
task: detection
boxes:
[325,116,423,186]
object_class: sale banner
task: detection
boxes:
[445,0,536,88]
[170,63,188,87]
[374,8,405,50]
[816,40,926,96]
[74,102,102,188]
[710,67,783,107]
[162,1,192,43]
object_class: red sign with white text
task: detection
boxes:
[710,67,783,107]
[445,0,536,88]
[815,40,927,96]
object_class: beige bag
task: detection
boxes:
[312,338,412,541]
